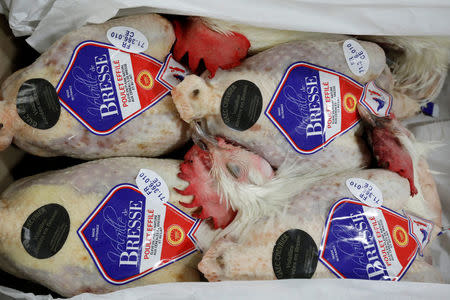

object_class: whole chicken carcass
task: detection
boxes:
[197,165,442,283]
[175,103,438,237]
[0,138,275,296]
[0,157,204,296]
[0,14,190,159]
[172,38,388,175]
[173,17,449,119]
[174,110,442,282]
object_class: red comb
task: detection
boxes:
[172,18,250,77]
[175,144,237,229]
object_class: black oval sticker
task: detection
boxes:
[272,229,318,279]
[21,203,70,259]
[16,78,61,129]
[220,80,262,131]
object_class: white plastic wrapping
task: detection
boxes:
[1,0,55,36]
[1,279,450,300]
[2,0,450,52]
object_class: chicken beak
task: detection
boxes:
[357,103,392,128]
[191,119,219,150]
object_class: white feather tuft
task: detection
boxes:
[361,36,450,103]
[198,16,344,54]
[209,152,353,242]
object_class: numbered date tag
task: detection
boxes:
[107,26,149,53]
[343,39,369,76]
[346,178,383,207]
[136,169,170,203]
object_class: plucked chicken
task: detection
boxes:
[0,137,277,296]
[172,38,387,176]
[173,17,449,119]
[0,14,190,159]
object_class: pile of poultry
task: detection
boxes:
[0,13,448,297]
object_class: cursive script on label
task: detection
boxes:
[101,200,144,267]
[71,66,108,118]
[102,206,128,263]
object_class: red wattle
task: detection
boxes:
[371,127,418,196]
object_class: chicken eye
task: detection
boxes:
[192,89,200,97]
[226,163,241,179]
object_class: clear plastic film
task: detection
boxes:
[193,161,443,283]
[317,198,437,281]
[0,13,190,160]
[191,119,219,150]
[0,157,209,297]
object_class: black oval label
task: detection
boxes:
[21,203,70,259]
[272,229,318,279]
[220,80,262,131]
[16,78,60,129]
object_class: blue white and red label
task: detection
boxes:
[404,211,434,256]
[57,41,188,135]
[360,81,392,117]
[319,198,420,281]
[77,181,201,285]
[265,62,392,154]
[265,62,362,154]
